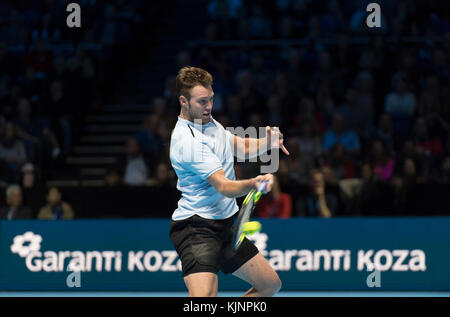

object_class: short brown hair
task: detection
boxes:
[175,66,213,99]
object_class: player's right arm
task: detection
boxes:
[207,170,273,198]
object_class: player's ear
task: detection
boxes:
[179,95,188,107]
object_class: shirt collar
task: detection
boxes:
[177,116,216,130]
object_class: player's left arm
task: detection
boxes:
[232,126,290,159]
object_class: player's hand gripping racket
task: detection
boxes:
[232,180,272,251]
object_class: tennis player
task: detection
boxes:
[169,66,289,297]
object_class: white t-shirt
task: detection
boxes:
[169,116,238,220]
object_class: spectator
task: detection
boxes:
[235,69,263,115]
[391,157,426,215]
[371,139,395,181]
[315,79,336,118]
[278,16,298,39]
[323,143,357,181]
[248,113,263,128]
[254,175,292,218]
[384,72,416,136]
[48,55,69,84]
[225,94,244,126]
[357,161,395,216]
[346,71,375,136]
[285,137,314,185]
[66,43,96,108]
[322,112,360,156]
[248,5,272,39]
[413,116,443,158]
[0,122,27,183]
[37,187,74,220]
[176,50,192,69]
[293,96,324,134]
[0,185,33,220]
[297,120,322,159]
[320,165,338,186]
[31,12,61,43]
[267,93,282,127]
[0,42,15,79]
[147,162,175,187]
[402,157,425,184]
[14,98,44,161]
[21,66,42,102]
[26,40,53,76]
[276,159,291,190]
[14,98,62,163]
[152,97,176,130]
[336,87,364,134]
[104,168,122,186]
[417,74,442,117]
[294,169,337,218]
[119,137,150,186]
[440,156,450,184]
[372,112,395,156]
[21,162,38,189]
[45,80,72,153]
[249,53,272,97]
[133,113,164,163]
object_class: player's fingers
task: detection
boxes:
[265,174,274,187]
[253,175,265,189]
[281,142,290,155]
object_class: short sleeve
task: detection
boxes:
[224,129,234,149]
[180,137,223,180]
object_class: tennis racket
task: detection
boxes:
[232,180,271,251]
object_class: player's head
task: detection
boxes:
[176,66,214,124]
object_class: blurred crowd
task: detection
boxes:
[1,0,450,218]
[0,0,151,187]
[113,0,450,217]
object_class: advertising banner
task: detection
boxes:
[1,218,449,292]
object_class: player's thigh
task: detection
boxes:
[232,252,281,293]
[184,272,218,297]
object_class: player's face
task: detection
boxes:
[186,85,214,124]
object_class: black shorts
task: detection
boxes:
[169,214,259,277]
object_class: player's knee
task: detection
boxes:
[269,275,282,295]
[259,274,282,297]
[189,286,217,297]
